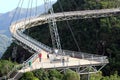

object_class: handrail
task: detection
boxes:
[1,53,38,79]
[7,8,114,79]
[26,58,108,70]
[10,54,38,80]
[16,30,52,52]
[17,29,108,61]
[63,50,106,58]
[16,28,107,60]
[23,53,38,66]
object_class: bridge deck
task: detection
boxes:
[19,51,105,73]
[9,8,110,79]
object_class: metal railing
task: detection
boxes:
[63,50,108,63]
[16,30,52,52]
[16,30,108,64]
[23,53,38,67]
[8,8,114,79]
[0,52,38,80]
[26,57,108,70]
[10,54,38,80]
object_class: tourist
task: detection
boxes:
[62,57,65,66]
[38,53,42,62]
[47,53,49,59]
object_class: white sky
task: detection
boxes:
[0,0,56,13]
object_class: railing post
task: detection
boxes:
[72,52,74,57]
[91,55,93,61]
[82,54,84,59]
[79,60,81,65]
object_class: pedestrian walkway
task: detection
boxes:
[18,50,104,73]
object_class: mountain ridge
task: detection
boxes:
[0,0,56,37]
[0,1,56,58]
[0,5,44,37]
[0,34,11,58]
[0,13,2,17]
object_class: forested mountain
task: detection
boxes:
[2,0,120,79]
[0,6,47,58]
[24,0,120,76]
[0,1,56,37]
[52,0,120,76]
[0,1,56,58]
[0,34,11,58]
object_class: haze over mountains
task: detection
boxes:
[0,2,55,37]
[0,1,56,58]
[0,34,11,58]
[0,6,43,37]
[0,13,2,16]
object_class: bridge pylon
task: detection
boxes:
[44,0,62,55]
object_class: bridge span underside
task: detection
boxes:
[8,8,116,79]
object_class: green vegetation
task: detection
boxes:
[2,42,32,63]
[20,69,80,80]
[63,69,80,80]
[25,0,120,76]
[33,68,49,80]
[1,0,120,79]
[48,69,63,80]
[20,69,120,80]
[0,60,16,76]
[20,72,39,80]
[90,71,120,80]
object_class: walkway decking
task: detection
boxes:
[19,50,105,73]
[8,8,111,79]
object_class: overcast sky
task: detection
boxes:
[0,0,56,13]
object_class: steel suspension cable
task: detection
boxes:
[68,0,82,29]
[16,0,24,22]
[69,0,107,56]
[27,0,33,35]
[30,0,33,18]
[24,0,31,30]
[28,0,38,27]
[23,0,38,31]
[58,0,81,51]
[10,0,22,25]
[44,0,62,55]
[35,0,38,16]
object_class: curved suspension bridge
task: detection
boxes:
[2,3,120,80]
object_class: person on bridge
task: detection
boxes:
[47,53,49,59]
[29,61,32,67]
[62,57,65,66]
[38,53,42,62]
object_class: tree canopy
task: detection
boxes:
[0,60,16,77]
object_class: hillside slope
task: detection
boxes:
[2,0,120,77]
[0,34,11,58]
[0,1,56,58]
[0,1,56,37]
[24,0,120,76]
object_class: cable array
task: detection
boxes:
[58,0,81,51]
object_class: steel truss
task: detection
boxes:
[8,3,117,80]
[44,0,62,55]
[24,8,120,29]
[46,63,107,76]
